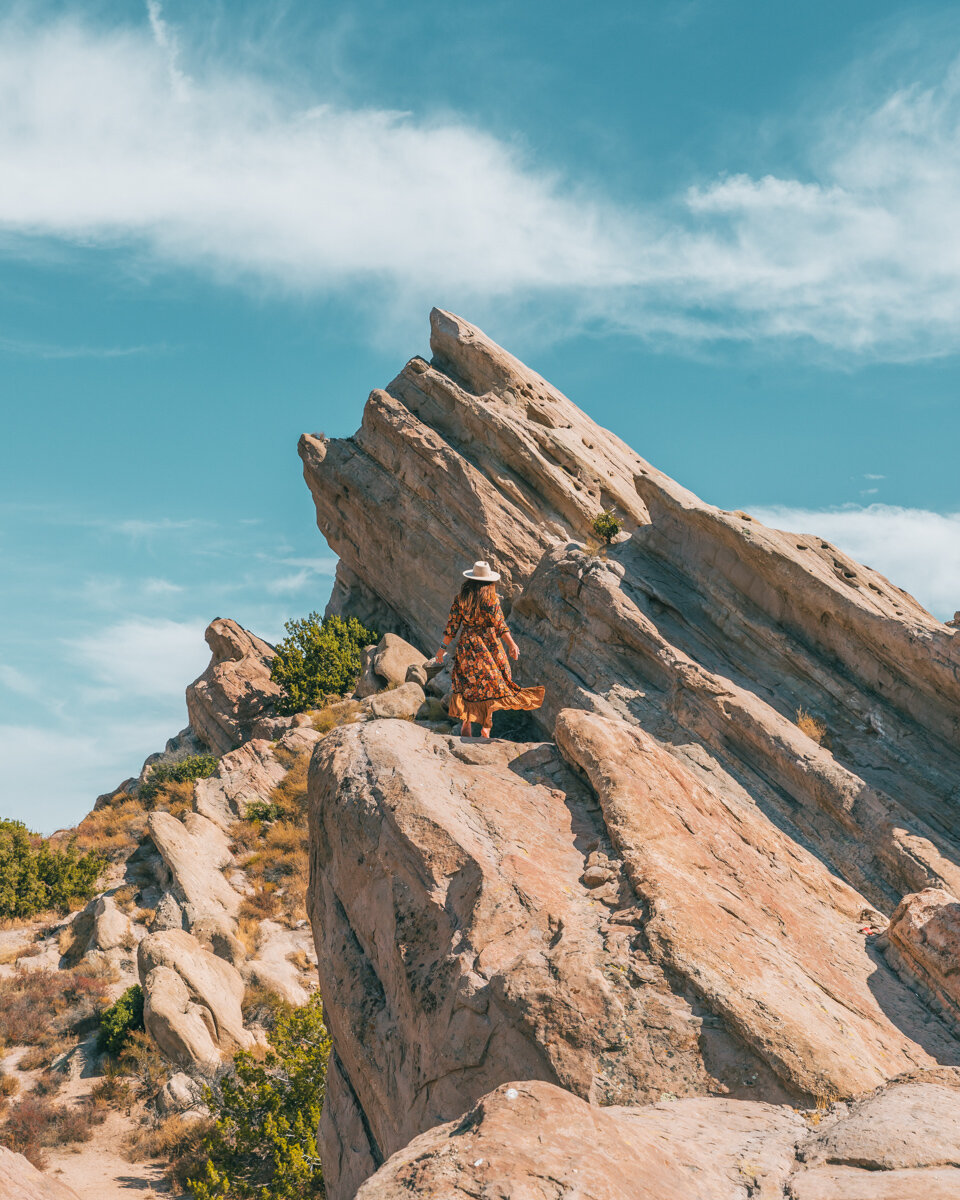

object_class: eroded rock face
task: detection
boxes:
[138,929,252,1072]
[193,739,289,829]
[307,717,960,1198]
[147,810,240,932]
[186,618,282,754]
[353,1075,960,1200]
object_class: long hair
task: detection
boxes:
[459,578,497,621]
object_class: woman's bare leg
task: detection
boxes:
[480,725,492,738]
[460,720,472,737]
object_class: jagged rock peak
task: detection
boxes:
[185,617,283,754]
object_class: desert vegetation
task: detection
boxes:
[270,612,378,713]
[187,993,330,1199]
[0,818,102,919]
[140,754,219,803]
[795,707,829,746]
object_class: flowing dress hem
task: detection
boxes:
[448,686,545,727]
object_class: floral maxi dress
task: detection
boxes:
[443,594,545,727]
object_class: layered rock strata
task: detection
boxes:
[299,310,960,913]
[186,618,282,753]
[301,310,960,1199]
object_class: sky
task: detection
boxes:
[1,0,959,830]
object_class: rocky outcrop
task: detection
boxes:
[307,718,960,1197]
[193,739,289,829]
[883,888,960,1020]
[186,618,282,754]
[138,929,252,1072]
[147,810,240,932]
[0,1146,82,1199]
[300,310,960,1199]
[300,310,960,917]
[355,1075,960,1200]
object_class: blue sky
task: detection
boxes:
[2,0,959,830]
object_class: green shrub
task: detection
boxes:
[592,507,622,545]
[270,613,378,715]
[97,985,145,1056]
[140,755,219,803]
[242,801,283,824]
[0,820,103,919]
[188,993,331,1200]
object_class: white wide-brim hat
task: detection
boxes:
[463,560,501,582]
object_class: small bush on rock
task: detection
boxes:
[270,613,378,714]
[140,755,219,804]
[591,507,622,545]
[188,992,330,1200]
[0,819,102,919]
[98,984,145,1055]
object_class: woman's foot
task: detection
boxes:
[480,726,492,739]
[460,721,472,737]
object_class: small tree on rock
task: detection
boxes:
[270,613,378,714]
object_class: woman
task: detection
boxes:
[435,560,545,738]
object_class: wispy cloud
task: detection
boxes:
[3,13,960,357]
[750,504,960,619]
[0,335,168,359]
[64,616,208,699]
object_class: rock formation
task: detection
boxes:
[186,618,283,754]
[300,310,960,1198]
[354,1075,960,1200]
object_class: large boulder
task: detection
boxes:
[147,810,240,932]
[307,717,960,1199]
[186,618,283,754]
[354,1076,960,1200]
[362,682,425,721]
[138,929,252,1070]
[0,1145,82,1199]
[88,895,132,954]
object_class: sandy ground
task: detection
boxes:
[45,1108,175,1200]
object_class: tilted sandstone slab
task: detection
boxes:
[0,1145,82,1200]
[552,709,960,1099]
[307,716,959,1198]
[186,618,282,754]
[300,309,960,917]
[883,888,960,1021]
[354,1080,804,1200]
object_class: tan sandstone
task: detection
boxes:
[185,618,282,754]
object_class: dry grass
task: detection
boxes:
[115,1031,170,1100]
[111,885,139,913]
[89,1070,132,1112]
[0,965,114,1051]
[58,907,95,967]
[0,1073,19,1101]
[0,1089,107,1169]
[229,751,312,930]
[18,1040,72,1072]
[311,699,363,735]
[0,943,29,966]
[126,1111,213,1161]
[134,907,156,927]
[68,796,149,861]
[236,915,261,958]
[242,982,293,1030]
[796,708,829,746]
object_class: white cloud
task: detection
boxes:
[750,504,960,619]
[0,718,180,832]
[64,617,208,699]
[3,13,960,356]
